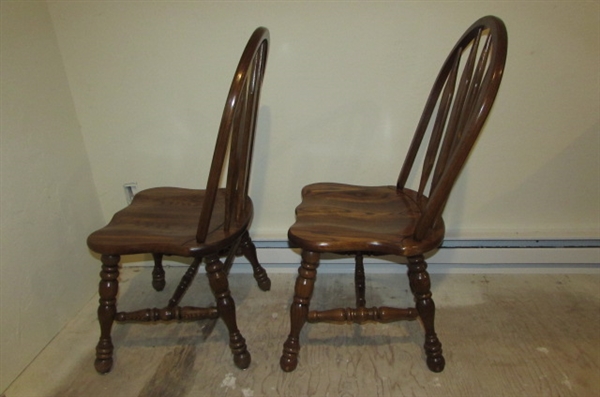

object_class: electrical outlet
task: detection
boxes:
[123,182,137,205]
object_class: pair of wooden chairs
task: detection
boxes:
[87,16,507,374]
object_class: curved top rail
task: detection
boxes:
[196,27,270,243]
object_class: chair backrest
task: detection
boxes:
[396,16,507,241]
[196,27,269,243]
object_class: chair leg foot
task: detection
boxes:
[280,337,300,372]
[205,254,251,369]
[424,332,445,372]
[407,255,445,372]
[280,250,319,372]
[94,357,113,374]
[234,350,251,370]
[423,329,445,372]
[95,254,120,374]
[426,350,446,372]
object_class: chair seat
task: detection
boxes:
[87,187,252,257]
[288,183,445,257]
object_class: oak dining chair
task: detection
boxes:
[280,16,508,373]
[87,27,271,374]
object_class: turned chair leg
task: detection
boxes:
[407,255,445,372]
[151,253,166,291]
[205,254,251,369]
[355,254,366,308]
[239,232,271,291]
[168,258,201,308]
[280,250,320,372]
[95,254,120,374]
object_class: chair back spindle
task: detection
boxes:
[196,28,269,243]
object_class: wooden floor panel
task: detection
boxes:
[5,267,599,397]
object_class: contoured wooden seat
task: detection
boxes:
[87,27,270,374]
[280,16,507,373]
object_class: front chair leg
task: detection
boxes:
[205,254,251,369]
[407,255,445,372]
[239,232,271,291]
[280,250,320,372]
[95,254,120,374]
[151,253,166,291]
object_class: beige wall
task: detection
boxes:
[48,1,599,240]
[0,2,104,391]
[0,0,598,392]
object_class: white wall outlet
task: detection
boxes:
[123,182,137,205]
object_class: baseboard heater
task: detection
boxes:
[135,238,598,274]
[228,238,600,274]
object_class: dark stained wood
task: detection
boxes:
[151,253,166,292]
[167,258,202,309]
[205,253,251,369]
[354,254,366,308]
[115,306,219,322]
[280,250,319,372]
[94,254,119,374]
[86,27,270,374]
[240,231,272,291]
[408,255,445,372]
[307,306,419,324]
[281,16,507,373]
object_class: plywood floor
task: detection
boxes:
[5,267,599,397]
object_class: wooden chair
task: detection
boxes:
[87,27,270,374]
[280,16,507,373]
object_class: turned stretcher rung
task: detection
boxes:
[307,306,419,324]
[115,306,219,322]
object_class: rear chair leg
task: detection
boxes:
[205,254,251,369]
[151,253,166,291]
[407,255,445,372]
[95,254,120,374]
[280,250,320,372]
[355,254,366,308]
[239,232,271,291]
[168,258,201,308]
